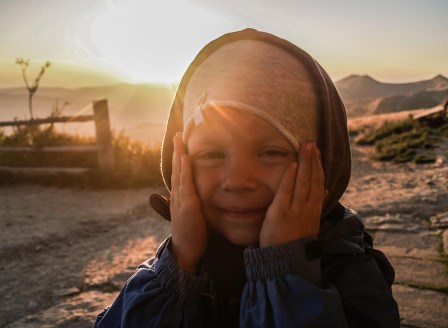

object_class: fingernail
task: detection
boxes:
[306,141,315,151]
[289,162,298,175]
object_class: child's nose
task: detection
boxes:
[221,157,258,193]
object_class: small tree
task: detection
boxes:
[15,58,51,120]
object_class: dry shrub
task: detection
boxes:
[355,118,447,164]
[0,126,163,188]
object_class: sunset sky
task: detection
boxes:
[1,0,447,88]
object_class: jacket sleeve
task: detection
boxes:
[240,238,348,328]
[93,239,209,328]
[320,207,400,328]
[321,246,399,328]
[240,207,400,328]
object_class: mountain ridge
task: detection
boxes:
[335,75,448,117]
[1,75,446,140]
[335,74,448,102]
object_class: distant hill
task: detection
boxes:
[335,75,448,118]
[0,83,176,143]
[2,75,447,140]
[336,74,448,102]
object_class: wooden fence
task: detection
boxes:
[0,99,114,174]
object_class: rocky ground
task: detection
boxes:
[341,138,448,328]
[0,138,447,327]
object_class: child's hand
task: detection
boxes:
[169,133,207,274]
[260,142,326,248]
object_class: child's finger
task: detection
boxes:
[270,161,298,211]
[293,141,313,204]
[179,155,197,201]
[316,148,325,188]
[171,133,183,205]
[308,146,325,203]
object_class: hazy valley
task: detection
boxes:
[0,74,447,144]
[0,83,177,144]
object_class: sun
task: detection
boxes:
[87,0,233,84]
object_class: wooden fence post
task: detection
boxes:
[93,99,114,170]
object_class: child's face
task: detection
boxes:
[187,107,297,246]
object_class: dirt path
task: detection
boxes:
[0,186,170,327]
[1,139,448,327]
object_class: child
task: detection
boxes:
[94,29,399,327]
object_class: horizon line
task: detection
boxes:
[1,73,447,90]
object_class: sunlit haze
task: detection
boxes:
[1,0,447,88]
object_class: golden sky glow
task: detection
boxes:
[1,0,447,88]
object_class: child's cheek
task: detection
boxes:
[190,163,201,193]
[190,164,212,201]
[270,162,294,195]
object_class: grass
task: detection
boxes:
[0,124,163,188]
[354,117,448,164]
[396,282,448,294]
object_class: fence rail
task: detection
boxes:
[0,99,114,173]
[0,145,99,152]
[0,115,94,127]
[0,166,90,175]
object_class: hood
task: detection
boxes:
[153,28,351,218]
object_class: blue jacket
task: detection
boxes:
[94,204,399,327]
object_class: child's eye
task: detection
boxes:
[193,150,225,167]
[260,149,289,157]
[259,148,295,165]
[197,151,225,160]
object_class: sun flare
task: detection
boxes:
[88,0,232,83]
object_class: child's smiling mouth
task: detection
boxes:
[217,207,267,220]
